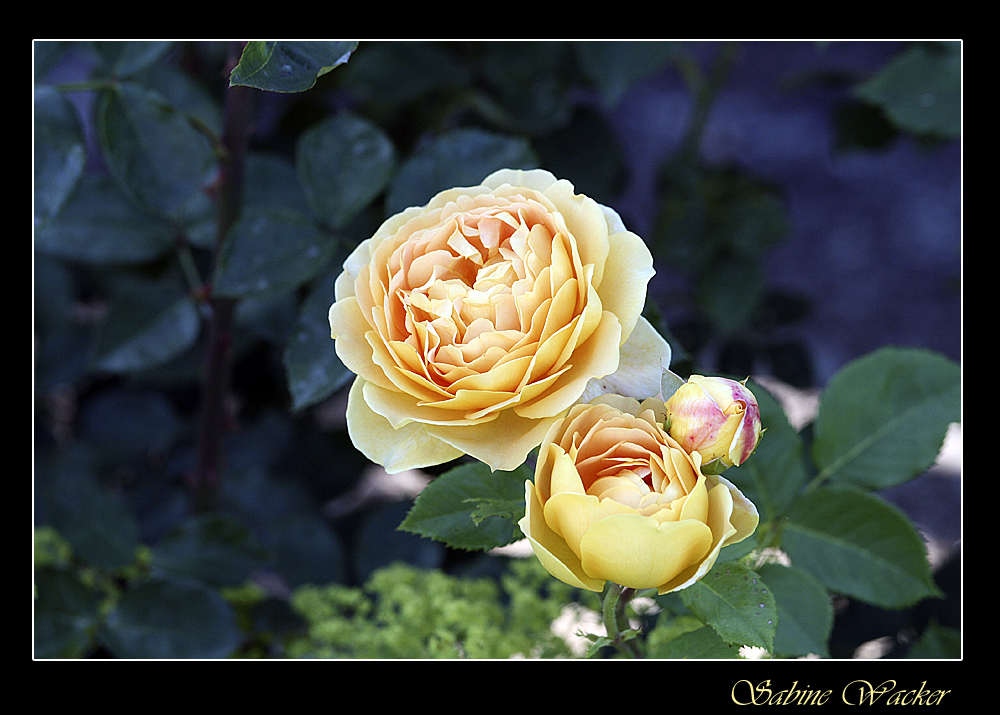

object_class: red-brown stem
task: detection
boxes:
[191,42,254,512]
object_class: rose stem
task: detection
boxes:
[191,42,254,512]
[603,583,643,658]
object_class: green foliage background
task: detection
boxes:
[34,40,960,659]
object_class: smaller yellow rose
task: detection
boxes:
[518,395,758,594]
[664,375,762,472]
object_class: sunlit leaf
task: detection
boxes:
[400,461,529,551]
[679,562,776,650]
[812,347,960,490]
[782,486,941,609]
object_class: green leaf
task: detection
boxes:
[729,379,810,523]
[679,562,776,650]
[34,85,86,230]
[385,128,538,216]
[35,175,178,265]
[229,41,357,93]
[855,42,960,139]
[649,624,741,659]
[101,578,241,658]
[812,347,960,490]
[97,82,216,221]
[89,279,201,374]
[781,486,941,609]
[757,562,832,658]
[399,461,529,551]
[284,272,351,412]
[33,566,103,658]
[296,113,396,229]
[151,514,268,588]
[213,208,336,299]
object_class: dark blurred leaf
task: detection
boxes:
[91,41,173,78]
[296,113,396,230]
[229,41,357,93]
[833,100,899,152]
[480,42,576,134]
[33,566,103,658]
[758,562,832,658]
[385,128,538,215]
[284,272,351,412]
[101,578,241,658]
[213,208,336,299]
[855,41,960,139]
[904,621,961,659]
[33,40,69,80]
[245,152,312,214]
[339,41,470,117]
[654,159,787,274]
[151,513,268,588]
[575,40,675,109]
[89,278,201,374]
[534,107,625,204]
[399,461,528,552]
[134,62,224,137]
[77,386,182,463]
[354,500,446,582]
[270,515,348,589]
[695,258,764,337]
[97,82,216,221]
[35,175,178,265]
[34,85,86,230]
[41,467,140,570]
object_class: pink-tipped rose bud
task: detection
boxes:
[664,375,762,472]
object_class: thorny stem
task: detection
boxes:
[191,42,254,512]
[602,583,643,658]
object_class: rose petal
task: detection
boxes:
[346,378,463,473]
[596,230,655,343]
[578,513,714,590]
[577,317,672,404]
[519,480,606,592]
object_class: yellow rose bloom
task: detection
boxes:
[518,395,758,594]
[329,169,670,472]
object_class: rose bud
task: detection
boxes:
[664,375,762,472]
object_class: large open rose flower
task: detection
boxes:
[329,169,671,472]
[518,395,758,594]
